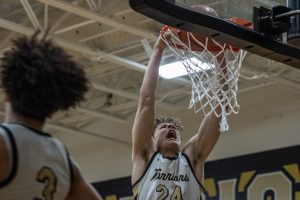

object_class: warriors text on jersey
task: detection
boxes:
[0,123,72,200]
[132,152,205,200]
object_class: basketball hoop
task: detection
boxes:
[160,17,252,132]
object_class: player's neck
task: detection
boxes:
[4,103,45,131]
[159,148,179,158]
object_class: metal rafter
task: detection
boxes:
[91,83,183,110]
[0,19,190,91]
[44,3,48,29]
[46,123,131,145]
[141,39,152,58]
[0,110,129,146]
[54,19,95,35]
[78,18,153,43]
[20,0,43,30]
[104,87,190,112]
[0,3,44,50]
[0,17,147,72]
[53,1,134,38]
[0,17,184,114]
[86,0,99,12]
[76,107,127,123]
[0,18,129,124]
[35,0,157,40]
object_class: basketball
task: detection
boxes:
[186,5,220,51]
[191,4,219,17]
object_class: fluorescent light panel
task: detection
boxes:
[159,58,213,79]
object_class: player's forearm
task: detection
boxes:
[132,105,155,154]
[194,113,221,161]
[133,48,163,149]
[139,46,164,100]
[132,40,165,157]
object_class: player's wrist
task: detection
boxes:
[153,36,166,50]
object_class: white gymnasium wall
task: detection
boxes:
[74,104,300,182]
[203,110,300,161]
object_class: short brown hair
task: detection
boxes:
[154,116,183,133]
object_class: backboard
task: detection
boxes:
[129,0,300,69]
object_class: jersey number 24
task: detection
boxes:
[156,184,183,200]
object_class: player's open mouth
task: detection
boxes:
[166,130,177,140]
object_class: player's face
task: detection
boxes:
[153,122,182,152]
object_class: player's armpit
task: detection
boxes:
[182,113,220,165]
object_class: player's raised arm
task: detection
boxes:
[131,37,166,184]
[66,160,101,200]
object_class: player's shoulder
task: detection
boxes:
[0,124,6,135]
[0,123,66,149]
[0,123,12,142]
[0,124,7,145]
[2,123,53,138]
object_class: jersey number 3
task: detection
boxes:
[35,167,57,200]
[156,184,183,200]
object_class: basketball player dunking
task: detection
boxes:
[131,6,225,199]
[0,32,101,200]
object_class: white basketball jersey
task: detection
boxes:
[133,152,205,200]
[0,123,72,200]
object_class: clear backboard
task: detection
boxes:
[129,0,300,69]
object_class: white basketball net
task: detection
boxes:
[161,29,247,132]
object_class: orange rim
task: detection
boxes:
[160,17,252,52]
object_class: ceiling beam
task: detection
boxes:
[0,110,130,146]
[44,3,48,30]
[91,83,184,110]
[54,19,95,35]
[0,18,189,106]
[76,107,127,124]
[35,0,156,40]
[0,7,45,50]
[104,86,189,112]
[86,0,99,12]
[46,123,131,145]
[20,0,43,30]
[0,18,130,124]
[77,18,153,43]
[91,83,138,101]
[0,17,189,92]
[53,5,141,39]
[0,17,147,72]
[141,39,152,58]
[104,101,137,112]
